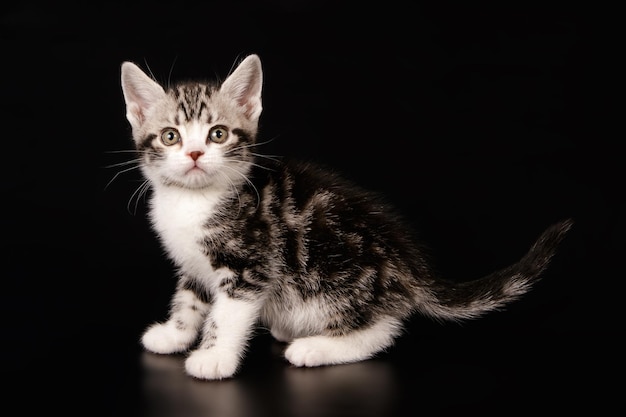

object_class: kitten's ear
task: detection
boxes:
[220,54,263,120]
[120,62,166,130]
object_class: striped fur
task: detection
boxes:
[120,54,572,379]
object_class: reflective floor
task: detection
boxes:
[123,322,617,416]
[13,309,613,417]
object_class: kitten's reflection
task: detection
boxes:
[141,352,254,417]
[141,348,396,417]
[282,360,397,417]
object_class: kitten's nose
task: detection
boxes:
[189,151,204,161]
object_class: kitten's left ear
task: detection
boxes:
[121,62,167,130]
[220,54,263,120]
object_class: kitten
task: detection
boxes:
[120,54,572,380]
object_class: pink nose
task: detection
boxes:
[189,151,204,161]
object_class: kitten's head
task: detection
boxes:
[120,54,263,190]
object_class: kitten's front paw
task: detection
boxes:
[185,348,240,380]
[141,322,198,354]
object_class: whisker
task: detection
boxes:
[104,164,143,191]
[128,179,151,215]
[222,158,275,173]
[105,159,141,169]
[222,143,281,169]
[219,163,261,209]
[232,136,278,150]
[249,153,282,164]
[255,135,281,148]
[223,136,281,157]
[143,58,158,83]
[104,150,152,159]
[167,56,178,90]
[105,149,141,154]
[138,181,152,213]
[216,170,244,216]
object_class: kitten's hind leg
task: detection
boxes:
[270,327,293,343]
[284,316,403,367]
[142,288,210,354]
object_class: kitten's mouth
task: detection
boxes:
[180,165,217,189]
[164,166,214,189]
[185,165,207,175]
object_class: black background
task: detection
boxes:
[1,2,620,416]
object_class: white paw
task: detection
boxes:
[285,337,339,367]
[141,322,198,354]
[184,348,240,380]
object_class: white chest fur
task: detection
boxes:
[149,187,224,282]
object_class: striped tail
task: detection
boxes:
[419,219,573,321]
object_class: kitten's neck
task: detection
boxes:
[150,182,232,211]
[149,184,228,233]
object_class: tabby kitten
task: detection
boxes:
[120,54,572,380]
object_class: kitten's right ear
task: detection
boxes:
[120,62,166,130]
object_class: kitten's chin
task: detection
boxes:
[158,170,219,190]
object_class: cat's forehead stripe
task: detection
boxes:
[172,83,213,123]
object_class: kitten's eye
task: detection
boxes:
[208,125,229,144]
[161,128,181,146]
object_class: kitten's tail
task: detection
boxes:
[418,219,573,322]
